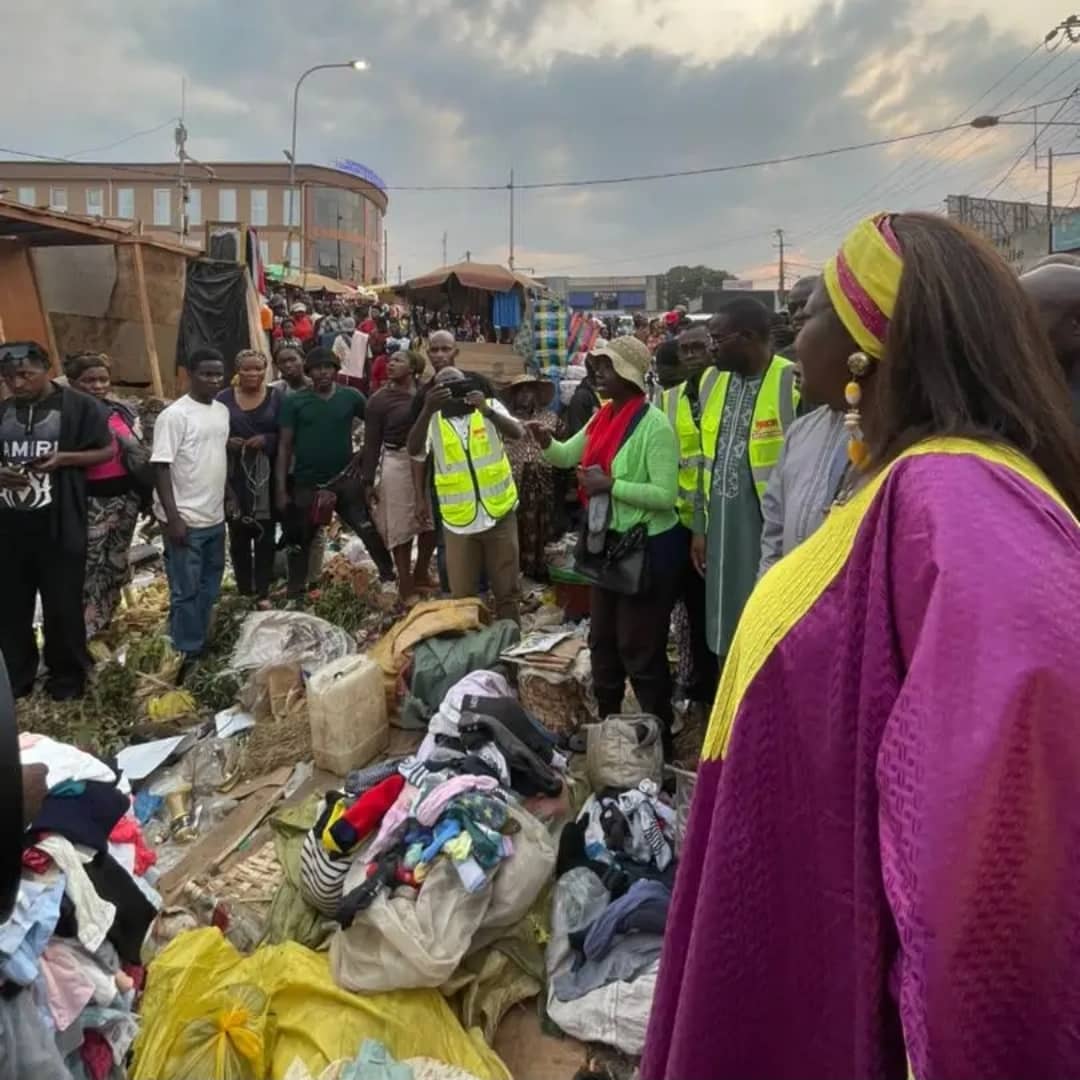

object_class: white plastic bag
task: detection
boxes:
[545,867,659,1055]
[229,611,355,673]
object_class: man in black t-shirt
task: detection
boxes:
[0,342,111,700]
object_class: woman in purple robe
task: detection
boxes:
[642,212,1080,1080]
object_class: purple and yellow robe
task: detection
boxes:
[642,438,1080,1080]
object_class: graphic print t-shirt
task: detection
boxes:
[0,393,62,513]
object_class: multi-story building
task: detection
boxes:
[0,160,388,281]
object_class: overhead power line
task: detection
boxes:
[0,146,181,182]
[796,35,1071,252]
[984,88,1080,197]
[65,118,178,159]
[0,96,1073,211]
[383,97,1072,193]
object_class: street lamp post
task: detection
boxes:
[969,113,1080,254]
[287,59,368,277]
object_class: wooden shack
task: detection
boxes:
[0,201,194,397]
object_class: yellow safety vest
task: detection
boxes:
[698,355,799,508]
[661,382,703,529]
[429,403,518,528]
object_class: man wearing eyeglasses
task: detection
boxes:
[0,342,111,701]
[692,301,799,676]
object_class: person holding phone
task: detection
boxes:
[0,341,112,700]
[406,365,524,622]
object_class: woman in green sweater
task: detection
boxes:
[527,336,683,756]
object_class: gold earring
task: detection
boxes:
[845,351,873,468]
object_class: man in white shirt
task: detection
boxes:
[151,348,230,659]
[406,366,524,622]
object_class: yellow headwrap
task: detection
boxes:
[823,213,904,359]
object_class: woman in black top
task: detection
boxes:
[216,351,281,605]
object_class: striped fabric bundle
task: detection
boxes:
[532,298,569,372]
[566,313,603,371]
[298,796,352,916]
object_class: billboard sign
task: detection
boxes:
[723,278,754,290]
[1053,208,1080,252]
[331,159,387,194]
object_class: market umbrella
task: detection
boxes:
[264,264,359,295]
[406,261,519,294]
[404,261,544,314]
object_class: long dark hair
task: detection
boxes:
[868,212,1080,515]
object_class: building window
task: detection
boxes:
[116,188,134,219]
[286,239,301,269]
[17,187,35,207]
[49,187,68,212]
[312,186,363,233]
[153,189,171,226]
[250,189,268,227]
[283,188,300,226]
[259,239,270,266]
[186,187,202,227]
[85,188,104,217]
[219,188,237,220]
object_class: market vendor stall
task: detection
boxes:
[0,200,196,396]
[264,264,377,301]
[403,262,547,385]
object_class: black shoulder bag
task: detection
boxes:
[572,401,651,596]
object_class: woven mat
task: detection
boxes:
[206,841,283,924]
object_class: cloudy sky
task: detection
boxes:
[2,0,1077,287]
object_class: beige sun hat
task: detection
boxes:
[589,335,651,392]
[506,373,556,408]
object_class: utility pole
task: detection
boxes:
[508,168,515,270]
[397,264,402,285]
[465,249,471,262]
[774,228,786,301]
[1048,145,1055,255]
[175,79,187,241]
[442,231,448,267]
[336,212,343,278]
[383,227,388,284]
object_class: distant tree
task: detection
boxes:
[661,265,734,309]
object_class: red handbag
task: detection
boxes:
[309,488,337,527]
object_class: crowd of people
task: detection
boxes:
[4,210,1080,1076]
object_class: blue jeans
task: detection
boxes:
[164,523,226,656]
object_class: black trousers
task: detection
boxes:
[678,527,719,705]
[589,525,686,750]
[227,518,276,599]
[0,516,90,698]
[283,480,395,598]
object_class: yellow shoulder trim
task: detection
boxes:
[701,437,1073,762]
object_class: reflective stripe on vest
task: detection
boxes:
[661,382,703,529]
[430,402,518,527]
[698,355,799,505]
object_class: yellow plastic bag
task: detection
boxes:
[132,929,509,1080]
[165,984,271,1080]
[147,689,198,722]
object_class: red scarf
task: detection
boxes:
[578,395,645,505]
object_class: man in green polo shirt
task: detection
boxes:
[275,347,394,599]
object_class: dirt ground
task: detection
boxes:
[494,1006,588,1078]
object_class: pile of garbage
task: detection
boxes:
[9,554,693,1078]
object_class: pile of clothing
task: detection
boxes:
[4,734,160,1079]
[296,671,560,995]
[546,755,678,1054]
